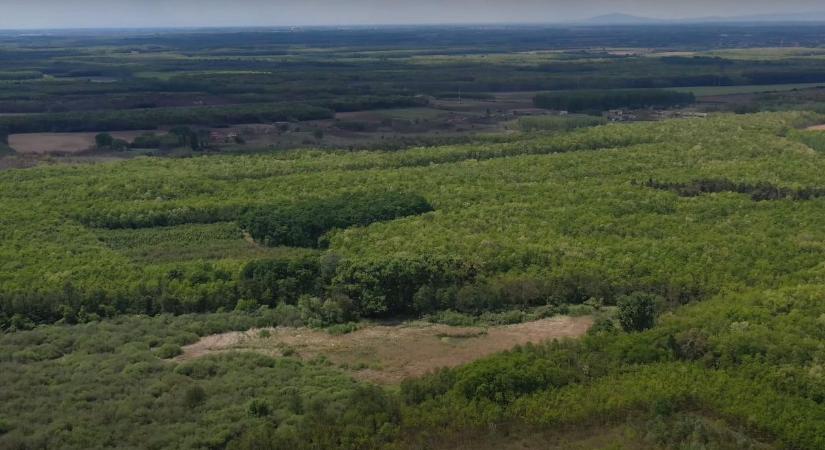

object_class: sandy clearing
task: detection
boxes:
[176,316,592,384]
[806,124,825,131]
[8,130,153,154]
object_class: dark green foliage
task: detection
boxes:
[0,134,13,155]
[94,132,114,148]
[156,343,183,358]
[78,204,243,229]
[643,178,825,201]
[183,385,207,409]
[588,316,618,335]
[319,95,428,112]
[331,255,478,316]
[247,399,271,417]
[239,191,433,248]
[0,103,334,133]
[617,292,657,332]
[239,256,323,305]
[534,89,694,112]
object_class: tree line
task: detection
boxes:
[533,89,695,113]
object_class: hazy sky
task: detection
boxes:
[0,0,823,29]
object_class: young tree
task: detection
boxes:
[617,292,657,332]
[95,132,114,148]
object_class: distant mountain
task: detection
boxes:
[583,14,665,25]
[692,12,825,23]
[580,12,825,26]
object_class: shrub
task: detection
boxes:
[247,399,272,417]
[95,133,114,148]
[617,292,658,332]
[156,343,183,359]
[587,316,617,336]
[183,385,207,409]
[235,299,260,313]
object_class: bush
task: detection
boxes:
[235,299,260,313]
[617,292,658,332]
[247,399,272,417]
[95,133,114,148]
[183,385,207,409]
[156,343,183,359]
[588,316,617,335]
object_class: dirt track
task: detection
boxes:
[177,316,592,384]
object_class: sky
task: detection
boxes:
[0,0,823,29]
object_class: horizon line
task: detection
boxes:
[3,17,825,33]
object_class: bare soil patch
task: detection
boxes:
[177,316,592,384]
[8,130,152,154]
[806,124,825,131]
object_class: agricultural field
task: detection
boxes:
[4,24,825,450]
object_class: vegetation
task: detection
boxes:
[0,103,334,133]
[6,25,825,450]
[239,191,433,248]
[517,114,607,132]
[642,177,825,201]
[533,89,695,113]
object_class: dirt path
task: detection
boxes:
[806,124,825,131]
[176,316,592,384]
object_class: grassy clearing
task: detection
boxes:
[177,316,592,384]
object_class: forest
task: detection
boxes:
[4,24,825,450]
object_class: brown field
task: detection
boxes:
[176,316,592,384]
[8,130,153,154]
